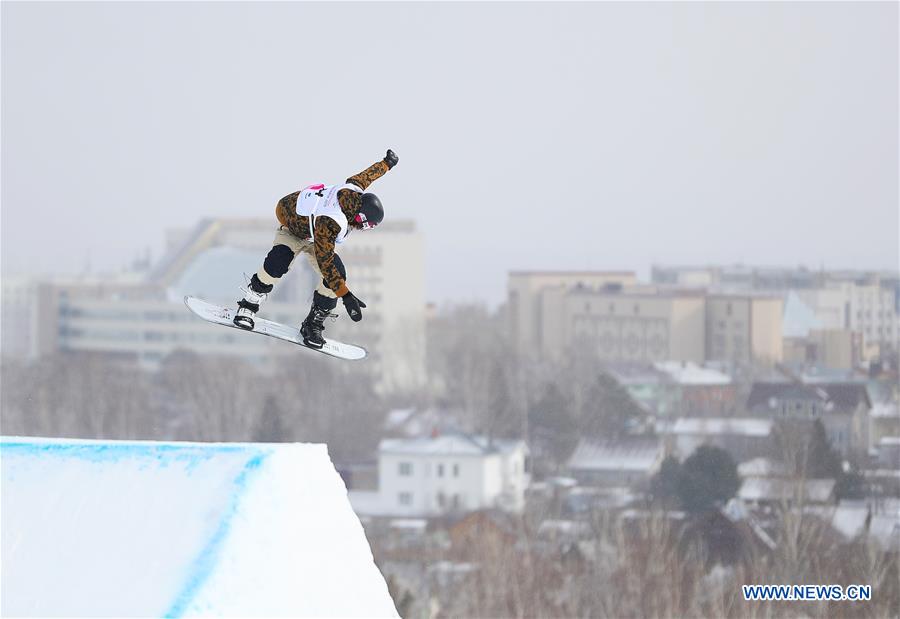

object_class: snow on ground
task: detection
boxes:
[1,437,397,618]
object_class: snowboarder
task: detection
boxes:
[233,149,399,349]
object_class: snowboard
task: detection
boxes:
[184,296,367,361]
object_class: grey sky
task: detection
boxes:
[2,2,897,305]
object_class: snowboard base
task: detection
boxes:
[184,296,367,361]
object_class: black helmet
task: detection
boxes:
[354,193,384,230]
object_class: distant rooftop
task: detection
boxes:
[669,417,773,437]
[567,438,663,473]
[738,458,787,478]
[747,382,871,411]
[654,361,732,386]
[509,270,635,277]
[378,433,525,456]
[739,478,836,503]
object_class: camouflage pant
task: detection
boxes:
[255,227,344,301]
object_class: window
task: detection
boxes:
[437,492,446,508]
[453,463,460,477]
[398,492,412,506]
[437,463,444,478]
[451,494,460,509]
[398,462,413,476]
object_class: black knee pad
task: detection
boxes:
[313,291,338,311]
[321,254,347,289]
[263,245,295,279]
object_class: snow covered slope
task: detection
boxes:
[1,437,397,618]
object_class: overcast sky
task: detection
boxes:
[2,2,897,305]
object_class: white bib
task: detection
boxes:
[295,183,361,245]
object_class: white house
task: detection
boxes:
[350,433,530,517]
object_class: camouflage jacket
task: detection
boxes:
[275,159,390,297]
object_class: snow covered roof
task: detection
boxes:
[567,438,663,473]
[808,500,900,550]
[670,417,773,437]
[389,519,428,531]
[653,361,732,385]
[871,402,899,419]
[537,520,592,538]
[738,478,835,503]
[385,408,416,428]
[602,362,666,386]
[378,434,525,457]
[738,458,787,478]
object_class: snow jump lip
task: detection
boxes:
[1,436,397,618]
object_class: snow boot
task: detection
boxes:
[234,275,271,330]
[300,304,335,349]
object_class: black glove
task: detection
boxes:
[384,149,399,170]
[342,291,367,322]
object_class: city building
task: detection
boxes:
[507,271,636,357]
[653,361,736,416]
[0,276,41,359]
[507,270,784,367]
[545,287,708,364]
[794,279,899,361]
[746,382,871,457]
[782,292,864,369]
[652,264,899,363]
[350,433,530,517]
[603,363,676,417]
[705,294,783,367]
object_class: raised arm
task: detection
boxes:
[346,149,399,190]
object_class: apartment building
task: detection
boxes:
[546,287,708,363]
[705,293,784,366]
[507,271,636,356]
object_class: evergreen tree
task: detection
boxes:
[650,456,682,506]
[677,445,740,512]
[806,420,843,479]
[529,383,579,467]
[581,372,645,438]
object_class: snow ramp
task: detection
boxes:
[1,437,398,618]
